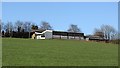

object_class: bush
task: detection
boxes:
[110,39,120,44]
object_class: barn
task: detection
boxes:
[32,30,84,40]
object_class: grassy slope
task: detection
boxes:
[0,38,2,67]
[2,38,118,66]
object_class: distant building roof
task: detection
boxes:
[31,29,46,33]
[86,35,104,40]
[53,31,84,37]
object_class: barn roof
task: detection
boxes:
[53,31,84,36]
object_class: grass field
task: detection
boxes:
[0,38,2,67]
[2,38,118,66]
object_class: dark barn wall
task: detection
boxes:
[52,31,84,40]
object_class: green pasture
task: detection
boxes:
[2,38,118,66]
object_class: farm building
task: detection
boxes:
[85,35,108,42]
[31,30,84,40]
[32,30,52,39]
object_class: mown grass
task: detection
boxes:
[0,38,2,67]
[2,38,118,66]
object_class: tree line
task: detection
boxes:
[0,20,119,41]
[1,20,81,32]
[0,20,81,37]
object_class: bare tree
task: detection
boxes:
[0,20,3,32]
[1,22,5,37]
[94,24,116,40]
[4,22,13,37]
[15,20,24,32]
[94,28,102,33]
[101,25,116,40]
[40,21,53,30]
[1,22,3,31]
[23,22,32,38]
[67,24,81,33]
[24,22,32,32]
[111,31,120,40]
[0,20,1,37]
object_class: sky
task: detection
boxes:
[0,2,2,19]
[1,0,119,2]
[2,2,118,35]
